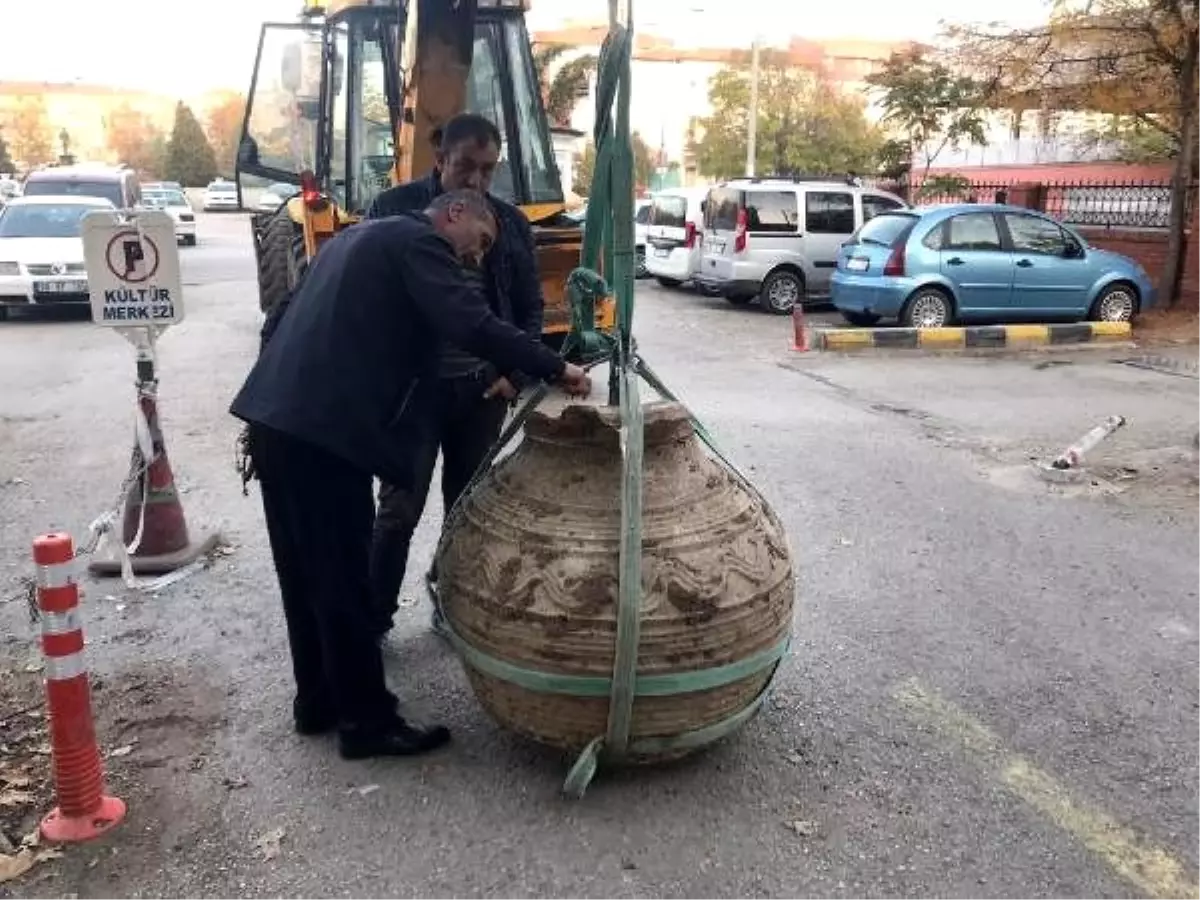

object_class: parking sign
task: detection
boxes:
[81,210,184,329]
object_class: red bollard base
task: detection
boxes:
[40,794,126,843]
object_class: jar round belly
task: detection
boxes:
[436,399,795,762]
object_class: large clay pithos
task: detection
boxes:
[436,398,795,763]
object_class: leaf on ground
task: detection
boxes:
[254,826,285,861]
[347,784,380,797]
[22,662,43,674]
[108,744,136,758]
[1,775,31,789]
[0,850,34,883]
[782,750,805,765]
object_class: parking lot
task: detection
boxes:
[0,211,1196,898]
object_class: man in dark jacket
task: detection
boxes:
[365,112,544,638]
[231,189,590,759]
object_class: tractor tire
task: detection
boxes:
[256,209,306,315]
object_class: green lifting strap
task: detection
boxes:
[438,621,791,699]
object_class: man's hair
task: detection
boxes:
[427,188,495,225]
[438,113,501,153]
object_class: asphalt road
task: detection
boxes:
[0,212,1197,898]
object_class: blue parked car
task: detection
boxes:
[831,204,1155,328]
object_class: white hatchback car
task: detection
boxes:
[0,194,115,319]
[142,188,197,245]
[202,180,240,211]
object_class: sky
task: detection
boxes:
[0,0,1053,98]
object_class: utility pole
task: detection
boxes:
[746,36,759,177]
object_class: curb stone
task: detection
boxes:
[809,322,1132,352]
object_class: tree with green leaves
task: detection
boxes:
[165,102,218,187]
[865,46,989,181]
[947,0,1198,307]
[693,53,883,180]
[572,131,656,195]
[533,43,597,126]
[0,129,13,173]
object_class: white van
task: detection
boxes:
[644,186,710,288]
[696,178,907,313]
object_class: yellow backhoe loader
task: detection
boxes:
[235,0,614,349]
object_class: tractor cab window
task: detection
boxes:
[503,19,562,204]
[465,28,516,202]
[237,23,323,188]
[465,18,564,206]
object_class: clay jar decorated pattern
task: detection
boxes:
[436,400,795,761]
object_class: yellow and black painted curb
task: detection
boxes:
[810,321,1132,352]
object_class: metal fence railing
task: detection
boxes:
[905,178,1196,230]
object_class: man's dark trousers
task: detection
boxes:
[369,370,508,628]
[252,424,397,726]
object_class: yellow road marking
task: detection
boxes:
[918,328,966,348]
[1091,321,1134,340]
[1004,324,1051,344]
[821,330,873,349]
[895,679,1199,899]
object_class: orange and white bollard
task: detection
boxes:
[790,303,809,352]
[32,532,126,843]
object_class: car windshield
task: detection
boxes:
[0,203,96,238]
[705,188,742,231]
[23,179,123,208]
[160,190,189,207]
[856,212,918,246]
[652,195,688,228]
[209,183,235,192]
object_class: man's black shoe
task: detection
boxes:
[337,718,452,759]
[293,698,338,736]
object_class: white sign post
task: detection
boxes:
[80,209,217,581]
[82,209,183,337]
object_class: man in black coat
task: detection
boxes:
[230,189,590,759]
[364,113,544,639]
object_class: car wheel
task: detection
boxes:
[759,269,803,315]
[1091,282,1138,322]
[902,288,953,328]
[841,311,881,327]
[656,277,682,288]
[725,295,754,306]
[635,248,648,279]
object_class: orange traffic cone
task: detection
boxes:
[89,382,218,577]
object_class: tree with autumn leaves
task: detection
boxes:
[948,0,1199,307]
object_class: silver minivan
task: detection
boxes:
[696,178,907,314]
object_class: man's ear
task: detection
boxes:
[445,199,466,223]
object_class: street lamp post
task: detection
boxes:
[746,36,759,177]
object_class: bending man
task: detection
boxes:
[231,190,590,759]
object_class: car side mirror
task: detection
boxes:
[1064,241,1083,259]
